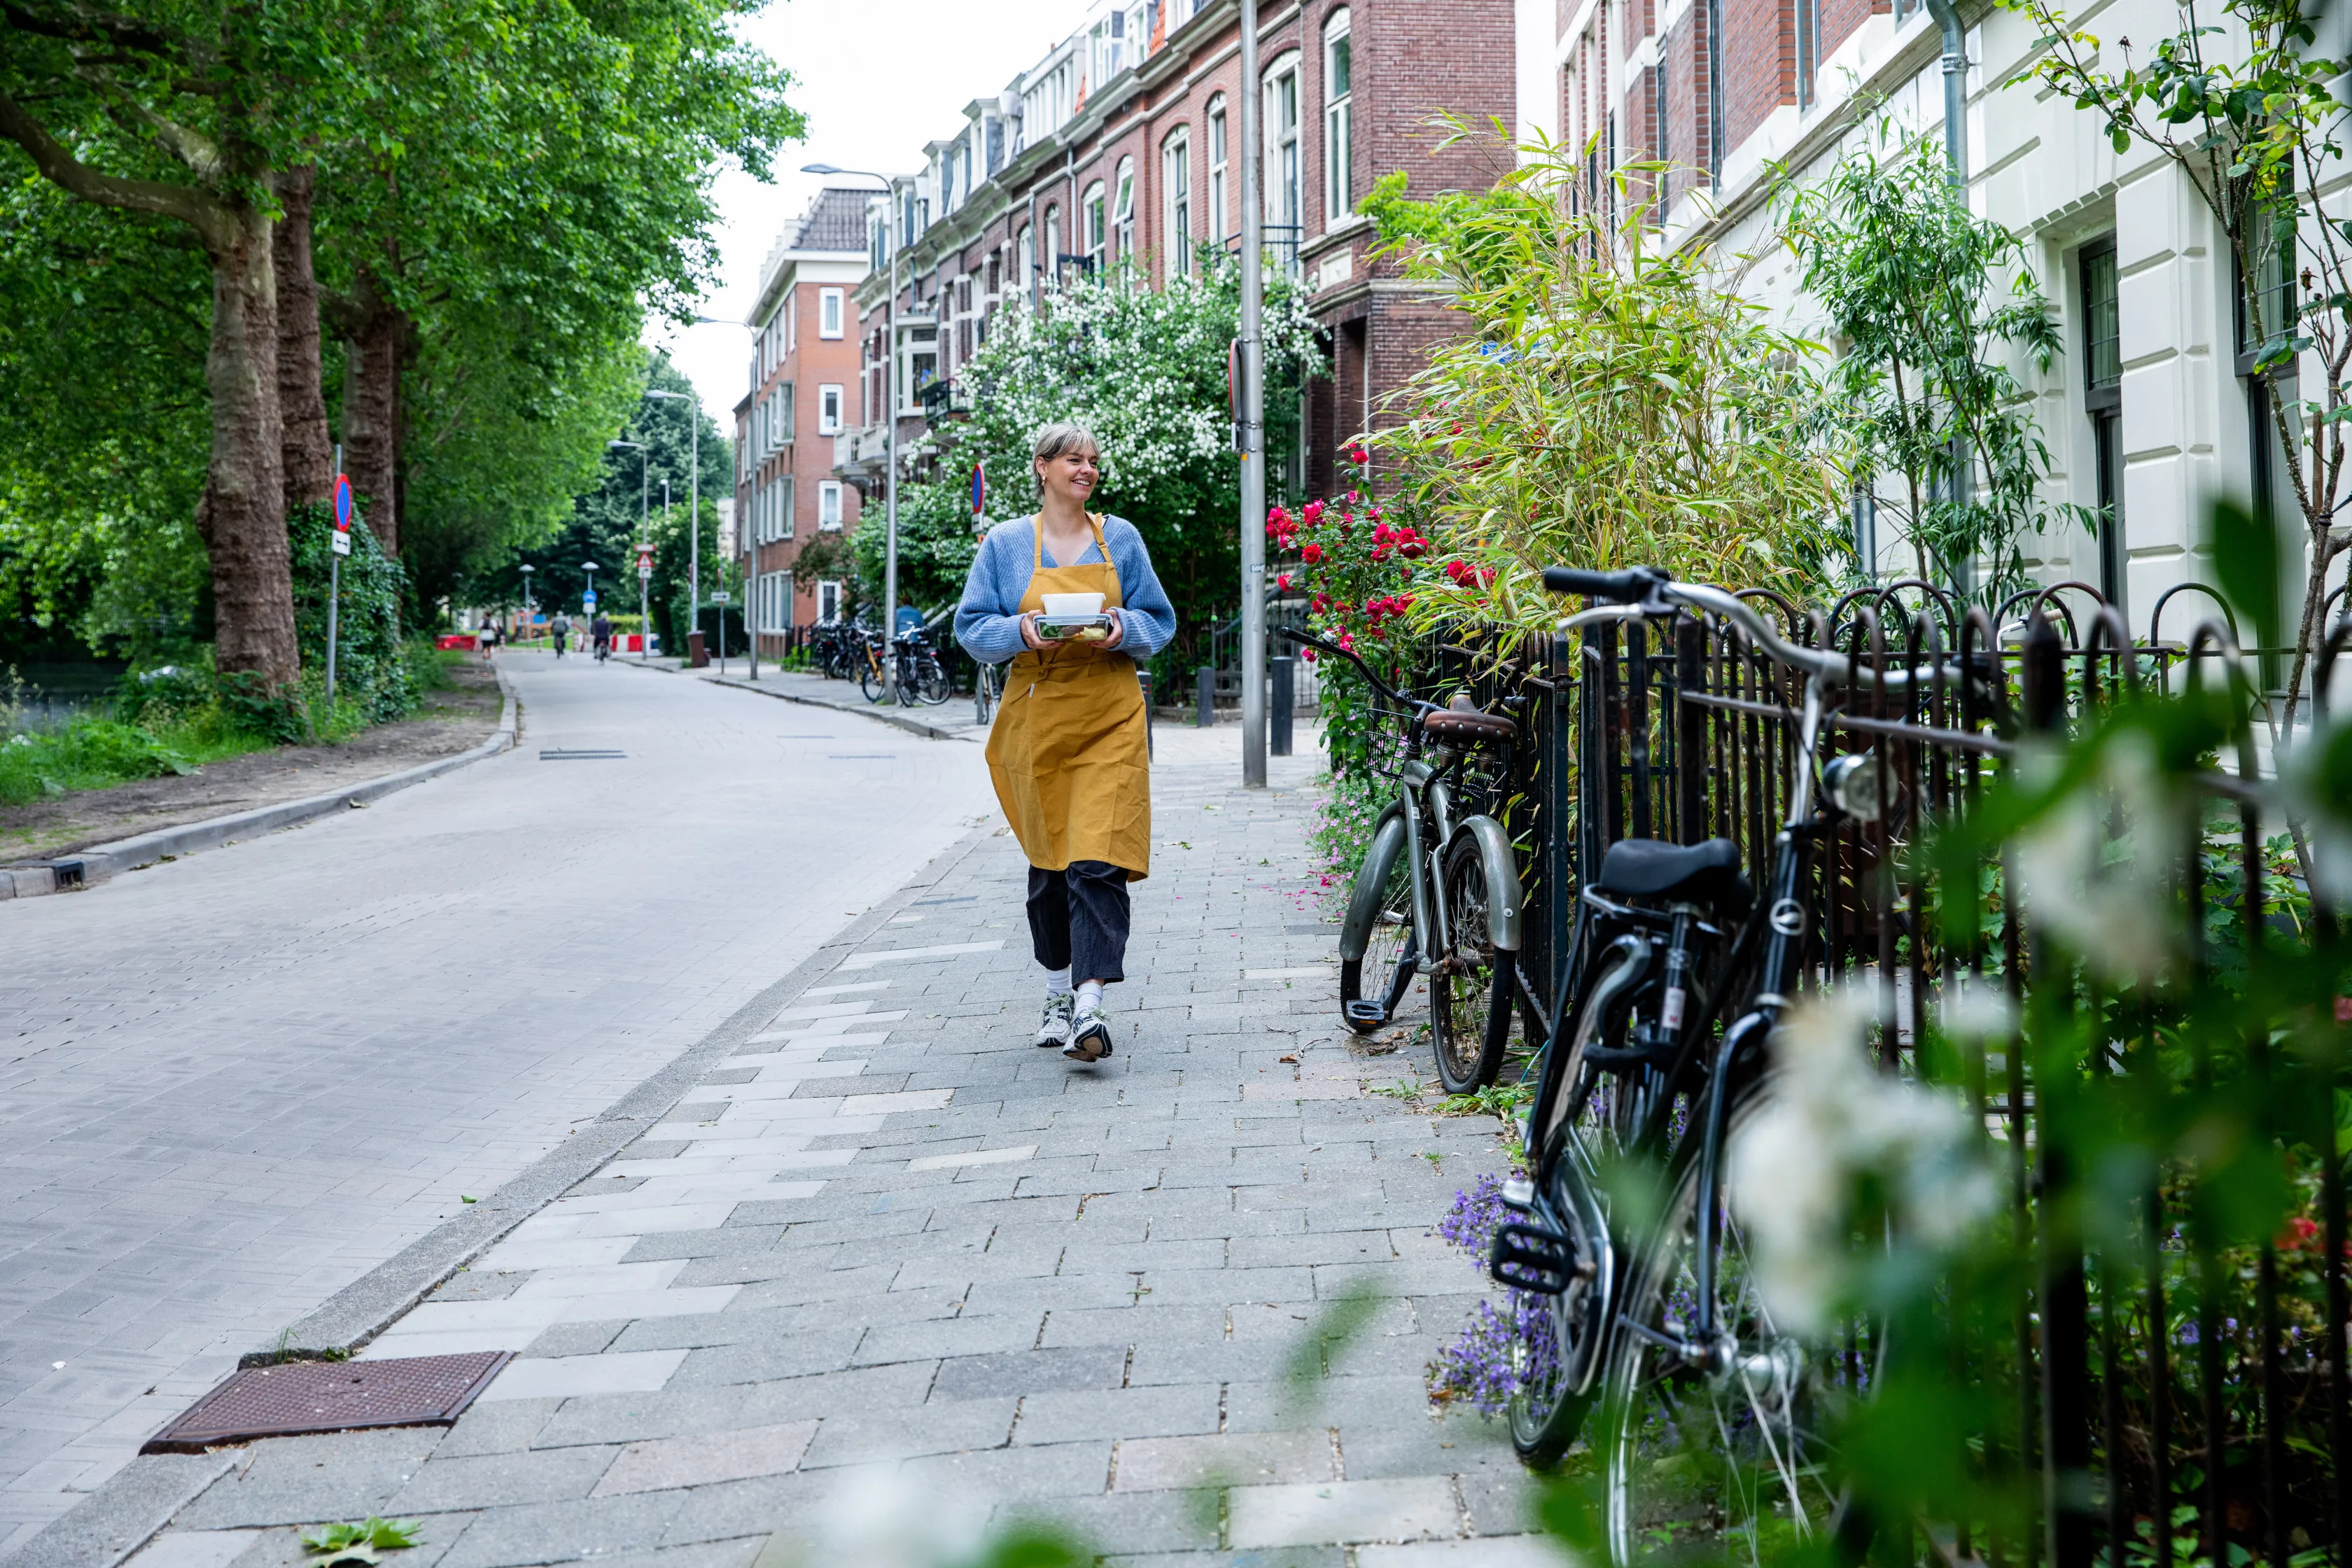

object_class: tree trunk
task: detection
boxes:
[274,164,333,511]
[200,202,298,687]
[342,270,407,556]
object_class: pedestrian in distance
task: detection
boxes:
[954,424,1177,1064]
[550,612,571,657]
[479,622,499,661]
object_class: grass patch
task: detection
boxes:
[0,710,272,806]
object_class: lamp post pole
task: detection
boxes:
[1238,0,1268,788]
[643,388,699,658]
[520,565,535,643]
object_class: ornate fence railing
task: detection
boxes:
[1384,578,2347,1568]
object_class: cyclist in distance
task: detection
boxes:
[954,423,1176,1065]
[550,612,570,657]
[590,612,613,662]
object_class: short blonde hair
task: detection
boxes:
[1031,423,1102,465]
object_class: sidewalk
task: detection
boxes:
[93,726,1545,1568]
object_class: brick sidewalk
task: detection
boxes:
[110,732,1548,1568]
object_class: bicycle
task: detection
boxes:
[974,658,1002,724]
[856,631,891,704]
[897,628,951,706]
[1492,565,1935,1563]
[1280,626,1530,1095]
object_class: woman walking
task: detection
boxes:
[955,424,1177,1063]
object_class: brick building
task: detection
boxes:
[832,0,1516,535]
[734,188,869,652]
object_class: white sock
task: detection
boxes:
[1044,967,1072,996]
[1076,979,1105,1011]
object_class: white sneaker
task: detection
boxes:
[1065,1000,1113,1062]
[1034,990,1076,1048]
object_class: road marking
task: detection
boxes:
[906,1144,1038,1172]
[837,941,1005,971]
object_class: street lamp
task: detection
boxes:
[583,561,600,636]
[680,316,755,677]
[519,565,536,644]
[804,162,902,697]
[641,389,698,660]
[1237,0,1267,788]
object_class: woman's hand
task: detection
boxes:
[1100,610,1126,650]
[1018,612,1048,651]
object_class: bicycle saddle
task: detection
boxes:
[1594,836,1751,912]
[1422,695,1515,743]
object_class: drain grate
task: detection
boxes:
[540,749,626,760]
[141,1352,512,1452]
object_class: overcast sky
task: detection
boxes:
[648,0,1079,427]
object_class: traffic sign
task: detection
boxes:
[582,589,598,610]
[710,590,730,603]
[331,474,354,556]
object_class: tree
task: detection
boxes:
[1360,128,1849,640]
[1782,118,2066,603]
[2004,0,2351,731]
[906,254,1326,664]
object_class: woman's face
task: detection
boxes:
[1036,444,1100,507]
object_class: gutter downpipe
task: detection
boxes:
[1925,0,1974,598]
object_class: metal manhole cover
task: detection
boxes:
[540,749,626,760]
[141,1352,512,1452]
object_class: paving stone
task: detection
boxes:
[176,1427,443,1529]
[390,1444,620,1513]
[434,1489,690,1568]
[795,1396,1016,1468]
[1224,1477,1460,1549]
[1112,1431,1334,1492]
[522,1321,629,1359]
[590,1420,817,1495]
[1355,1537,1564,1567]
[1013,1383,1221,1446]
[930,1347,1126,1400]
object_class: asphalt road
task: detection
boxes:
[0,652,995,1552]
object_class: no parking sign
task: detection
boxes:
[332,474,354,556]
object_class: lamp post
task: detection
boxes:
[583,562,599,631]
[520,564,536,643]
[1238,0,1267,788]
[642,388,696,660]
[804,162,900,698]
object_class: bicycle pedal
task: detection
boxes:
[1490,1219,1576,1295]
[1343,1000,1387,1026]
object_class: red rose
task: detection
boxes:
[1301,542,1324,564]
[1302,499,1326,526]
[1302,648,1318,663]
[1400,541,1424,559]
[1277,573,1293,592]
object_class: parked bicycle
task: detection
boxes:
[1489,564,1956,1563]
[856,626,950,706]
[1278,626,1530,1095]
[813,621,860,681]
[974,657,1002,724]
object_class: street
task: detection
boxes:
[0,653,996,1553]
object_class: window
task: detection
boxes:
[819,288,844,338]
[1112,158,1136,258]
[1264,56,1301,235]
[819,580,842,622]
[758,570,792,634]
[818,384,843,435]
[819,481,844,531]
[1323,12,1352,225]
[2080,238,2124,610]
[788,300,796,354]
[1044,204,1060,268]
[1018,225,1033,291]
[1207,94,1228,241]
[1084,180,1107,270]
[1163,128,1191,276]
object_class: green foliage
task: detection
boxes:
[300,1516,424,1562]
[1782,115,2066,602]
[289,504,415,726]
[851,477,981,620]
[1358,122,1849,640]
[911,255,1327,666]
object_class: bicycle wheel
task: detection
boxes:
[1506,941,1648,1466]
[1430,834,1513,1094]
[918,657,950,705]
[1338,811,1415,1034]
[974,668,995,724]
[1599,1080,1879,1566]
[860,658,886,703]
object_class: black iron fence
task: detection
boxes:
[1390,579,2347,1568]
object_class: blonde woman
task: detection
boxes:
[954,425,1177,1063]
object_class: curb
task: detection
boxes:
[700,671,983,743]
[0,667,521,899]
[0,824,1001,1568]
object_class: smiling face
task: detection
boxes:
[1035,443,1101,509]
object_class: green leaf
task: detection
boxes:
[2204,498,2283,650]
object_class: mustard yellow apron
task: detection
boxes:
[985,512,1152,881]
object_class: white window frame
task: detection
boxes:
[788,300,797,354]
[819,480,844,531]
[818,580,842,622]
[1018,225,1034,292]
[1162,128,1191,276]
[818,384,843,435]
[1264,53,1301,233]
[1323,10,1352,227]
[820,288,844,337]
[1083,181,1107,270]
[1112,158,1136,258]
[1207,94,1228,243]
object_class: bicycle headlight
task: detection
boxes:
[1821,751,1893,823]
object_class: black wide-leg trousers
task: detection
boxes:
[1027,860,1131,984]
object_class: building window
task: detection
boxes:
[1163,128,1191,276]
[820,481,844,531]
[818,384,842,435]
[1084,181,1107,270]
[2080,237,2124,610]
[820,288,844,338]
[778,475,795,540]
[1018,225,1034,292]
[1207,94,1228,242]
[1113,158,1136,258]
[1323,11,1352,225]
[819,580,842,622]
[1044,204,1060,270]
[1264,55,1301,241]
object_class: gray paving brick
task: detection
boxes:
[794,1395,1015,1468]
[930,1347,1126,1399]
[435,1490,690,1568]
[1014,1384,1221,1445]
[177,1427,442,1528]
[391,1445,620,1513]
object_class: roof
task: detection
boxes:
[791,187,874,254]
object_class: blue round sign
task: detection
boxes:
[332,474,354,530]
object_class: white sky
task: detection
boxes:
[647,0,1080,428]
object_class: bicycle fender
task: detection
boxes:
[1448,815,1524,952]
[1339,804,1410,965]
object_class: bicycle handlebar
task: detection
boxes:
[1272,624,1433,719]
[1539,566,1669,605]
[1545,569,1948,692]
